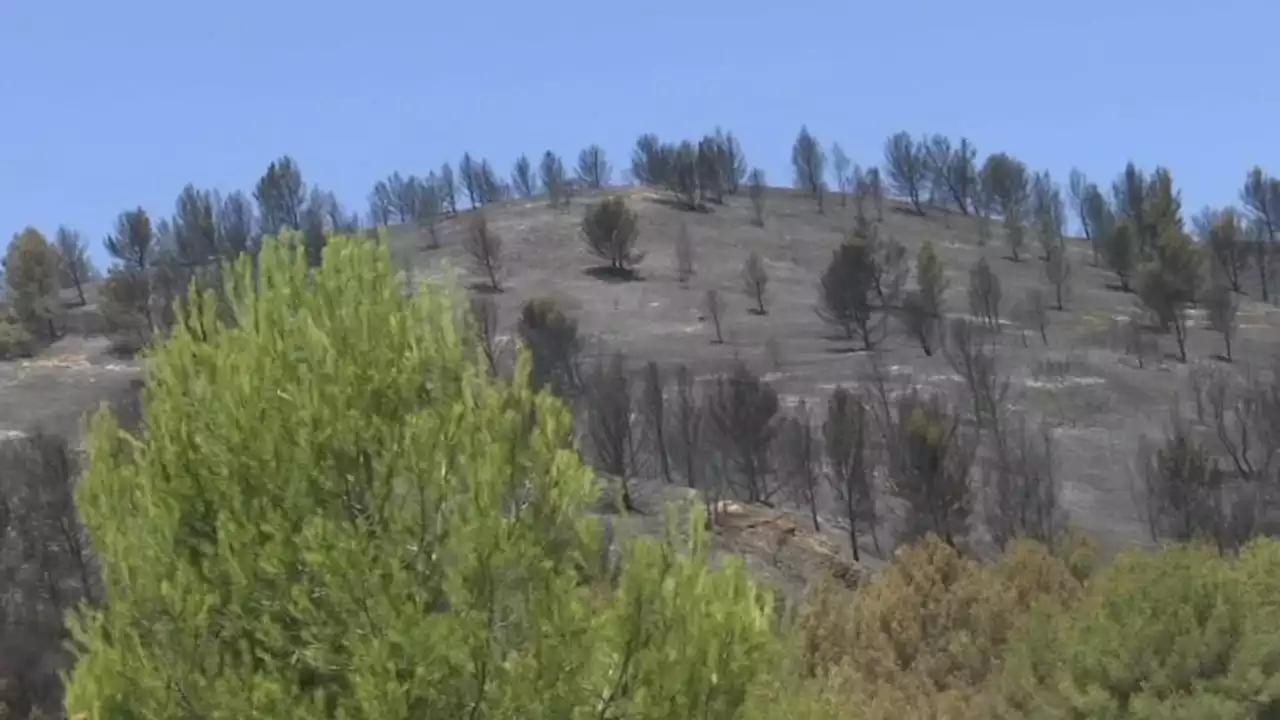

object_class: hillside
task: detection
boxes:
[375,184,1280,557]
[7,185,1280,716]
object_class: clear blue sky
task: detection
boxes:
[2,0,1276,269]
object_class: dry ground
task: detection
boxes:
[386,186,1280,560]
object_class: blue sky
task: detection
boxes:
[2,0,1276,269]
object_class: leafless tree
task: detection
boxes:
[517,297,582,398]
[1205,281,1240,362]
[1110,315,1156,369]
[704,289,725,344]
[900,291,940,356]
[1067,168,1095,249]
[1241,166,1280,302]
[470,294,500,375]
[779,401,822,532]
[884,388,976,548]
[576,144,612,189]
[459,152,481,209]
[747,167,767,227]
[539,151,568,209]
[638,361,674,485]
[1029,171,1066,262]
[511,153,538,198]
[830,142,852,207]
[823,386,878,560]
[704,362,781,504]
[464,211,503,292]
[669,364,704,489]
[866,167,885,221]
[1011,287,1050,346]
[1194,365,1280,514]
[792,126,826,212]
[631,133,669,187]
[742,252,769,315]
[1197,207,1249,294]
[696,136,725,204]
[967,257,1002,329]
[584,352,639,509]
[924,134,977,214]
[984,414,1063,549]
[54,227,95,306]
[674,222,695,282]
[438,162,458,214]
[1045,242,1071,311]
[581,196,644,275]
[850,165,868,221]
[884,131,928,214]
[943,317,1011,437]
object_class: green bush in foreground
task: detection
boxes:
[64,234,776,719]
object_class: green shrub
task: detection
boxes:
[65,234,777,719]
[0,319,37,359]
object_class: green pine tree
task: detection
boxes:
[65,233,777,719]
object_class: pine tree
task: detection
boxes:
[65,235,778,719]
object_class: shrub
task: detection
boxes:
[65,235,778,719]
[0,320,37,359]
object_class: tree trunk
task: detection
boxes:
[844,495,860,563]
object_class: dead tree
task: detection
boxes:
[1045,242,1071,311]
[1011,288,1050,346]
[517,297,582,398]
[1205,281,1239,362]
[674,222,695,282]
[464,211,503,292]
[1134,416,1229,550]
[638,361,674,485]
[704,362,781,504]
[967,257,1002,329]
[779,401,822,533]
[884,389,976,548]
[943,317,1011,438]
[584,352,639,510]
[669,364,704,489]
[0,431,99,717]
[984,413,1063,549]
[742,252,769,314]
[704,289,725,344]
[748,168,766,227]
[823,386,878,560]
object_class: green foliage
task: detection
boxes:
[0,318,37,359]
[999,540,1280,718]
[65,234,777,719]
[4,226,62,338]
